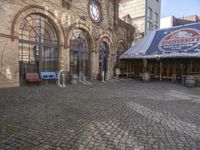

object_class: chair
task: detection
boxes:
[25,73,42,84]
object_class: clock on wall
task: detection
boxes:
[88,0,102,24]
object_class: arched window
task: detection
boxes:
[70,29,91,79]
[99,42,109,72]
[18,14,59,81]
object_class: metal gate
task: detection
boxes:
[70,29,90,79]
[18,14,59,81]
[99,42,108,73]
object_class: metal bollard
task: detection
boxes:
[102,71,105,82]
[62,73,66,87]
[116,74,119,79]
[58,70,66,88]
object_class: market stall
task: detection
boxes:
[120,23,200,86]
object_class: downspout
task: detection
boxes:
[144,0,147,36]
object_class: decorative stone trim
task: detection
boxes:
[98,37,113,55]
[0,33,18,40]
[65,22,95,52]
[62,0,73,9]
[11,5,66,48]
[97,32,114,54]
[117,39,126,50]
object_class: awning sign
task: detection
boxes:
[121,23,200,59]
[158,28,200,52]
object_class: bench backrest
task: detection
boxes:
[40,72,57,79]
[26,73,40,80]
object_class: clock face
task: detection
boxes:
[89,1,101,23]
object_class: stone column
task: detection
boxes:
[90,51,97,79]
[106,54,111,80]
[59,45,70,84]
[0,38,20,88]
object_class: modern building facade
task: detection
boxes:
[160,15,200,29]
[119,0,161,37]
[0,0,135,88]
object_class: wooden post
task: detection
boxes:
[126,61,128,75]
[160,61,162,81]
[167,63,169,78]
[143,58,147,72]
[180,63,183,76]
[146,59,148,72]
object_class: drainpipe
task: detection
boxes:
[144,0,147,36]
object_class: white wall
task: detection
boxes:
[119,0,146,33]
[160,16,174,29]
[119,0,161,35]
[146,0,161,34]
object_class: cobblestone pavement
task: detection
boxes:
[0,79,200,150]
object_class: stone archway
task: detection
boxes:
[99,41,109,80]
[69,28,92,80]
[18,13,60,81]
[11,5,66,84]
[66,22,95,79]
[97,36,113,80]
[11,5,65,46]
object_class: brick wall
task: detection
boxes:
[0,0,134,87]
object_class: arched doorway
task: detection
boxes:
[99,42,109,80]
[18,14,59,82]
[70,29,91,80]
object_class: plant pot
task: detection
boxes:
[142,72,150,83]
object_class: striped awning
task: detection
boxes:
[121,22,200,59]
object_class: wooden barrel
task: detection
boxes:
[142,72,150,82]
[185,75,196,87]
[194,75,200,87]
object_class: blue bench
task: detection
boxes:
[40,72,58,80]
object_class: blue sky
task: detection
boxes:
[161,0,200,18]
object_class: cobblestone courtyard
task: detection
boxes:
[0,80,200,150]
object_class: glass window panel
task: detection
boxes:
[148,7,152,19]
[19,14,59,80]
[155,12,159,23]
[70,29,90,77]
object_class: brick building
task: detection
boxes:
[0,0,135,88]
[160,15,200,29]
